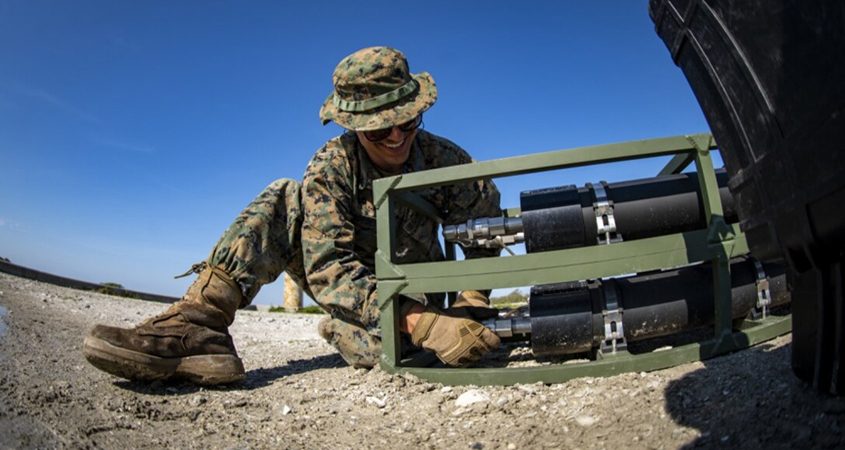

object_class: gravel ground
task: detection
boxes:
[1,271,845,449]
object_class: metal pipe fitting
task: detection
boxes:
[480,317,532,338]
[443,217,524,245]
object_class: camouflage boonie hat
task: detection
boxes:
[319,46,438,131]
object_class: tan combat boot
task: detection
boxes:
[83,265,246,385]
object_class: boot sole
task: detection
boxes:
[83,335,245,385]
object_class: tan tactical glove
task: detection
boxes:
[410,306,500,367]
[452,290,499,320]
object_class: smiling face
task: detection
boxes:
[356,126,419,174]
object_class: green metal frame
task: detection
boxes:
[374,133,790,385]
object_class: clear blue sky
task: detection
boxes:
[0,1,712,305]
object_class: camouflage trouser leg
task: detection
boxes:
[206,178,380,367]
[207,179,310,304]
[317,316,381,368]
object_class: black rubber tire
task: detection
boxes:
[649,0,845,394]
[790,262,845,393]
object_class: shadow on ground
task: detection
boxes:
[664,342,845,448]
[114,353,347,395]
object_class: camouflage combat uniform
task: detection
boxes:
[207,129,501,366]
[83,46,502,383]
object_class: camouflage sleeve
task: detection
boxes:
[438,144,503,260]
[300,148,380,332]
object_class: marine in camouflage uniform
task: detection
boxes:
[83,46,502,385]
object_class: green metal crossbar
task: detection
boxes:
[374,133,790,385]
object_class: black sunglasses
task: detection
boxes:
[362,115,423,142]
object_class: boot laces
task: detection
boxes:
[174,261,207,279]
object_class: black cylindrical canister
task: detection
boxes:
[529,256,788,356]
[521,170,736,253]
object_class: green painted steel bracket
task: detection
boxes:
[378,282,403,368]
[374,250,404,281]
[375,133,790,385]
[377,279,409,309]
[377,133,717,192]
[375,225,747,293]
[657,133,717,175]
[659,152,695,175]
[379,315,791,386]
[691,137,739,347]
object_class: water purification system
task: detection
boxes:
[374,134,790,385]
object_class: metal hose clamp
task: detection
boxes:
[600,281,627,355]
[753,259,771,319]
[592,181,622,245]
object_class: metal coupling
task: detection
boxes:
[443,216,525,248]
[480,317,532,338]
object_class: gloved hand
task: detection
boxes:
[410,305,500,367]
[451,290,499,320]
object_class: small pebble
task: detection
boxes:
[366,396,387,408]
[575,415,596,427]
[455,389,490,407]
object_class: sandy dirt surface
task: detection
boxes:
[1,271,845,449]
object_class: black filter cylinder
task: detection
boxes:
[529,256,789,356]
[519,185,586,252]
[528,281,597,355]
[521,170,736,253]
